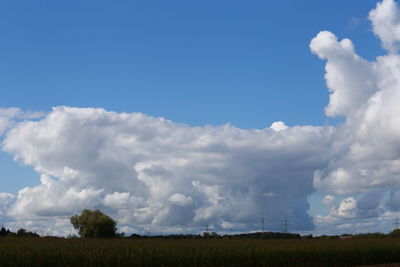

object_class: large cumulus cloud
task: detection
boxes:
[1,107,333,234]
[311,0,400,233]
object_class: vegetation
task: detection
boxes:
[388,229,400,238]
[0,227,39,238]
[70,209,117,238]
[128,232,301,240]
[1,209,400,266]
[1,237,400,266]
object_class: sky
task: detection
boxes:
[1,0,400,236]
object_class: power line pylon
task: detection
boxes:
[146,227,151,236]
[393,218,400,229]
[203,224,210,234]
[282,219,290,233]
[261,216,265,232]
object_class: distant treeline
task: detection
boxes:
[1,226,400,239]
[0,227,40,238]
[128,231,391,240]
[129,232,301,240]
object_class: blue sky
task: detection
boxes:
[1,0,398,235]
[0,0,381,128]
[0,0,380,198]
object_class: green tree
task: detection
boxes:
[388,229,400,238]
[70,209,117,238]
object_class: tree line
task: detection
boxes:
[0,227,39,238]
[2,209,400,239]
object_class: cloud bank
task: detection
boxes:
[2,107,333,234]
[1,0,400,235]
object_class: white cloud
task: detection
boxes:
[337,197,357,219]
[0,108,45,136]
[310,31,377,117]
[1,106,333,235]
[309,0,400,234]
[270,121,288,131]
[369,0,400,53]
[312,2,400,198]
[104,192,131,209]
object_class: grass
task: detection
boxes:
[1,237,400,266]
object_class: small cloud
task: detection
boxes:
[270,121,288,131]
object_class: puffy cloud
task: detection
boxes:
[314,191,390,234]
[369,0,400,53]
[0,108,45,136]
[310,0,400,233]
[337,197,357,219]
[310,31,377,117]
[1,106,333,234]
[312,8,400,197]
[270,121,288,132]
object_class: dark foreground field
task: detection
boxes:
[1,237,400,266]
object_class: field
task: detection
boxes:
[1,237,400,266]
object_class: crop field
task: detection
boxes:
[1,237,400,266]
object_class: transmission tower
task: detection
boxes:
[261,216,265,232]
[393,218,400,229]
[146,227,151,236]
[203,224,210,234]
[282,219,290,233]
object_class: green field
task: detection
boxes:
[1,237,400,266]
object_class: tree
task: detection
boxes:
[16,228,40,238]
[388,229,400,238]
[16,228,27,236]
[0,227,7,237]
[70,209,117,238]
